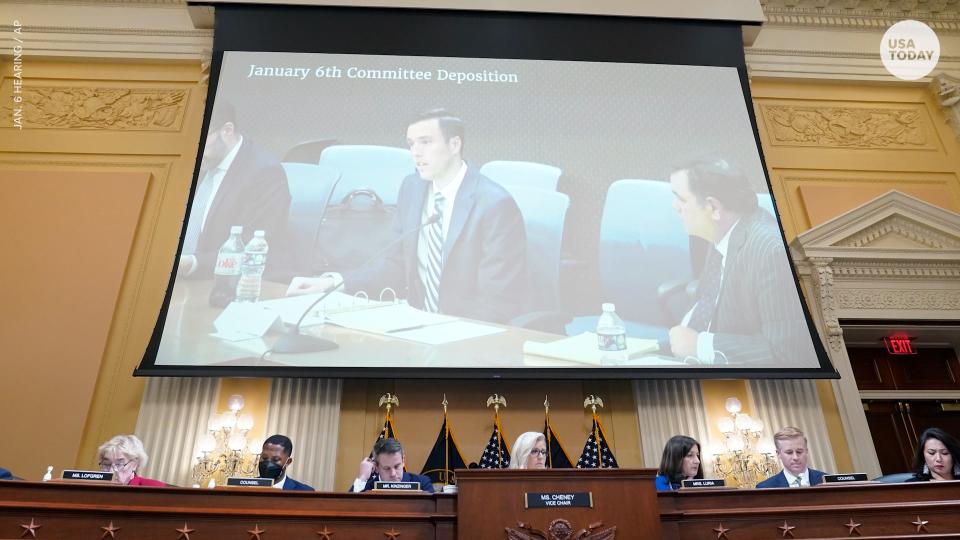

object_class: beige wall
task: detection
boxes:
[0,57,209,477]
[3,4,959,485]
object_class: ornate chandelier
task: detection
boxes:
[708,397,778,487]
[192,394,261,486]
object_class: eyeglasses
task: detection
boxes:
[530,449,548,457]
[99,461,132,472]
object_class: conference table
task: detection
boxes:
[156,280,681,370]
[2,472,959,539]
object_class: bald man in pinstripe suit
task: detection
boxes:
[667,159,816,367]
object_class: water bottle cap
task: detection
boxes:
[602,302,615,312]
[254,230,265,237]
[230,225,243,234]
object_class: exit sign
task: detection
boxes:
[884,337,916,355]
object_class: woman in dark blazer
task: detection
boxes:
[906,427,960,482]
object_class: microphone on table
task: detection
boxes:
[272,213,441,353]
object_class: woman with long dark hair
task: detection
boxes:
[906,427,960,482]
[655,435,704,491]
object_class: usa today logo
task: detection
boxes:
[881,20,940,81]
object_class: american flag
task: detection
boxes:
[478,421,510,468]
[543,418,573,468]
[369,416,398,483]
[576,416,619,469]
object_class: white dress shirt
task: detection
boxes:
[782,468,810,487]
[183,135,243,275]
[416,161,468,299]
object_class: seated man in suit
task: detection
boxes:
[756,427,826,488]
[351,438,434,493]
[0,467,14,480]
[287,109,527,325]
[177,101,291,279]
[258,434,314,491]
[667,158,817,366]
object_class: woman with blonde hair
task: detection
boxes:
[97,435,166,487]
[509,432,548,469]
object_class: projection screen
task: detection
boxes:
[137,5,836,378]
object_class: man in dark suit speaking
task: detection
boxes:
[756,427,826,488]
[667,159,814,366]
[287,109,527,324]
[178,101,290,278]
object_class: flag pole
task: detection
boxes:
[543,395,552,468]
[442,394,449,484]
[583,395,605,468]
[486,393,507,467]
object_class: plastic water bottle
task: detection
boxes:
[42,466,53,482]
[596,303,627,363]
[209,225,244,307]
[235,230,268,302]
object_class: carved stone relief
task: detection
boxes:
[0,86,188,130]
[835,215,960,249]
[809,258,845,352]
[836,289,960,310]
[932,73,960,141]
[761,104,927,148]
[832,260,960,279]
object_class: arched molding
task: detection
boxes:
[792,190,960,477]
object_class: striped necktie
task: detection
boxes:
[688,246,723,331]
[424,194,445,312]
[792,476,802,487]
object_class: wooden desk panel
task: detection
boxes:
[658,481,960,539]
[4,477,960,540]
[457,468,662,539]
[0,481,455,540]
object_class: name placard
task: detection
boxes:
[681,478,726,488]
[824,473,869,483]
[226,477,274,487]
[525,492,593,509]
[61,470,113,482]
[374,481,421,491]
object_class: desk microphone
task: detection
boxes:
[272,213,441,354]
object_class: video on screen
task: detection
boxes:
[153,50,822,372]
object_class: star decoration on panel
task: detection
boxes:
[912,516,929,533]
[175,523,196,540]
[19,518,42,538]
[713,522,731,539]
[384,528,401,539]
[844,518,862,536]
[100,521,121,539]
[316,526,334,539]
[778,520,796,538]
[247,524,266,540]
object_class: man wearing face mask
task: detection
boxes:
[178,101,291,279]
[666,159,812,366]
[258,434,314,491]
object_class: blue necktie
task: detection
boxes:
[424,194,445,312]
[688,246,723,332]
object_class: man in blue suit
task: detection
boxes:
[351,438,434,493]
[258,434,314,491]
[288,109,527,324]
[756,427,826,488]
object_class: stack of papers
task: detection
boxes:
[523,332,664,366]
